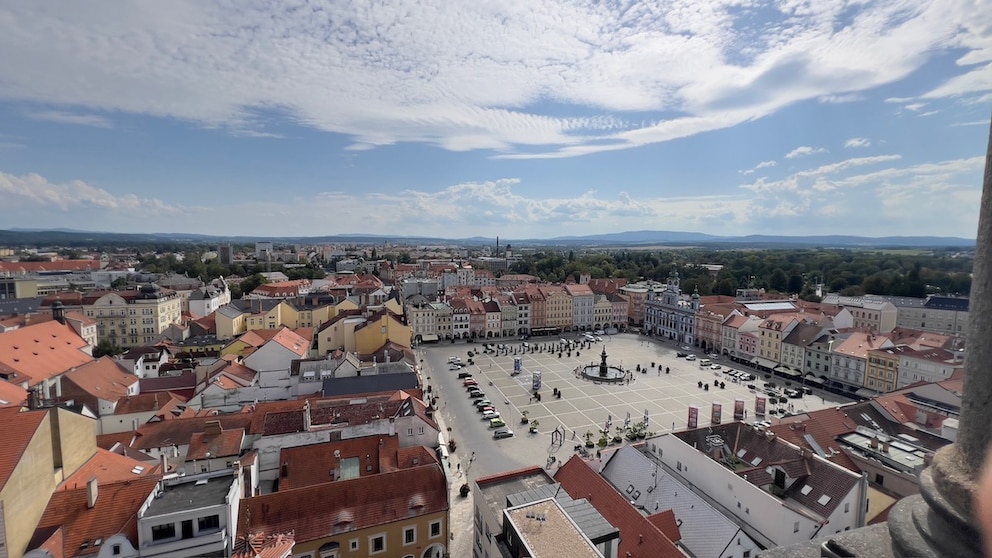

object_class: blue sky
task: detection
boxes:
[0,0,989,239]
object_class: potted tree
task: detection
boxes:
[612,426,624,444]
[529,420,539,434]
[584,431,595,448]
[520,410,530,425]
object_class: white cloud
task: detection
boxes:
[0,1,984,157]
[0,170,186,213]
[845,137,871,148]
[904,103,927,112]
[785,146,828,159]
[755,160,777,169]
[26,110,112,128]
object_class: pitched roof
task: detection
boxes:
[0,407,48,491]
[0,320,93,386]
[266,327,310,357]
[186,427,245,460]
[63,356,138,401]
[554,455,683,558]
[59,447,159,488]
[770,407,861,472]
[645,510,681,543]
[277,435,403,490]
[232,532,295,558]
[34,475,160,557]
[240,463,447,544]
[0,379,28,408]
[0,259,101,274]
[131,413,254,451]
[112,391,188,416]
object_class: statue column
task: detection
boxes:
[887,115,992,556]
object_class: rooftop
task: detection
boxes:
[505,498,603,558]
[143,473,236,517]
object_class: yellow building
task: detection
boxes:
[540,285,573,330]
[0,407,99,558]
[44,285,183,348]
[867,346,908,393]
[216,297,355,340]
[318,309,412,356]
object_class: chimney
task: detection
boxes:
[161,453,169,473]
[870,436,879,449]
[86,477,98,509]
[53,301,66,325]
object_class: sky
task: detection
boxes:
[0,1,990,240]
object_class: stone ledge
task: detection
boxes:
[758,523,894,558]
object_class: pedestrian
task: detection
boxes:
[457,462,461,471]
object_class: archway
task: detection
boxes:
[421,543,446,558]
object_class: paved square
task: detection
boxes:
[425,333,849,468]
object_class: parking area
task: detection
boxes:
[425,333,847,467]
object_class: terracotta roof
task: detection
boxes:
[771,408,860,472]
[34,475,160,557]
[0,407,48,491]
[554,456,682,558]
[232,532,295,558]
[131,413,254,451]
[645,509,682,543]
[0,379,28,408]
[277,435,402,490]
[186,427,245,460]
[59,448,159,489]
[113,391,188,416]
[267,327,310,358]
[62,356,138,401]
[0,320,93,386]
[0,259,101,273]
[96,431,136,451]
[240,463,448,544]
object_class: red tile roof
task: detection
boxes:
[186,427,245,460]
[232,532,295,558]
[645,509,682,543]
[59,448,159,489]
[554,456,683,558]
[0,407,47,491]
[241,463,448,544]
[62,356,137,401]
[771,408,861,472]
[34,475,160,557]
[0,379,28,408]
[0,259,101,274]
[112,391,189,417]
[131,413,254,451]
[0,321,93,386]
[277,435,402,490]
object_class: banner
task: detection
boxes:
[532,371,542,391]
[644,409,649,428]
[755,395,766,417]
[734,398,745,421]
[687,405,699,429]
[514,357,522,372]
[711,402,722,425]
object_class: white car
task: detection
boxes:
[709,364,722,370]
[594,330,606,335]
[481,410,501,420]
[685,354,696,361]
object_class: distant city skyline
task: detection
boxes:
[0,1,989,238]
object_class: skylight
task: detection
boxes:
[817,494,832,506]
[800,485,813,495]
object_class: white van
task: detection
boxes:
[699,359,712,367]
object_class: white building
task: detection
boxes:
[137,471,241,558]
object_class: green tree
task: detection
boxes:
[93,339,124,358]
[787,274,803,294]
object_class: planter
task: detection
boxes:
[585,441,595,448]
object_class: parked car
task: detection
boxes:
[676,351,688,358]
[594,336,603,342]
[685,354,696,361]
[738,373,754,381]
[709,364,722,370]
[493,427,515,439]
[785,388,802,399]
[707,353,719,359]
[474,399,493,409]
[457,371,473,379]
[469,390,486,399]
[463,379,478,387]
[481,410,500,420]
[477,405,496,414]
[594,330,606,335]
[489,418,507,429]
[680,345,692,351]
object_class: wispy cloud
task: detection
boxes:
[0,1,984,157]
[785,146,828,159]
[0,170,185,213]
[26,110,113,128]
[845,137,871,148]
[739,160,776,175]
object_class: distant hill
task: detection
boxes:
[0,229,975,249]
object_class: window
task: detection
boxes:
[370,534,385,554]
[404,526,416,545]
[845,503,850,513]
[875,473,885,486]
[198,515,220,531]
[430,520,442,538]
[151,523,176,541]
[350,539,359,551]
[112,545,121,556]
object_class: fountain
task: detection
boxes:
[581,346,626,383]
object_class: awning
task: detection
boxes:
[855,387,881,399]
[751,357,778,369]
[803,375,826,386]
[420,334,439,342]
[774,366,802,378]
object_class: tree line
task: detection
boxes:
[506,248,973,300]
